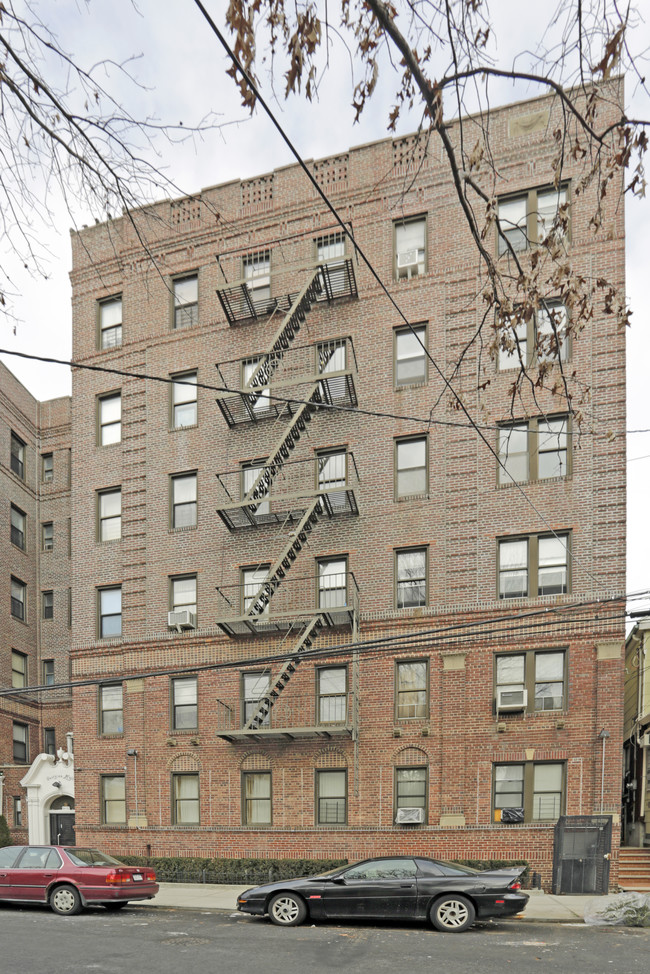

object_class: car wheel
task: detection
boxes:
[50,884,83,916]
[268,892,307,926]
[430,894,475,932]
[104,901,129,911]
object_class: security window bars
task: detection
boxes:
[13,722,28,762]
[317,667,347,724]
[396,437,427,498]
[496,651,565,712]
[172,473,197,528]
[171,372,197,428]
[99,586,122,638]
[316,770,347,825]
[243,771,271,825]
[99,393,121,445]
[11,577,26,621]
[243,671,271,726]
[498,417,569,484]
[395,325,426,386]
[243,252,270,300]
[318,558,347,610]
[396,660,428,719]
[10,505,26,550]
[101,775,126,824]
[42,590,54,619]
[173,275,198,329]
[493,762,565,823]
[172,676,198,730]
[11,650,27,689]
[42,522,53,551]
[395,767,427,816]
[99,489,122,541]
[172,773,200,825]
[100,685,124,735]
[99,296,122,348]
[42,660,54,686]
[41,452,53,483]
[10,432,25,479]
[497,185,568,255]
[395,217,426,279]
[396,548,427,608]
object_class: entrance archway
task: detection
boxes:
[49,796,76,845]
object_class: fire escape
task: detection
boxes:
[214,252,360,741]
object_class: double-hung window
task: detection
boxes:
[496,650,566,712]
[497,185,568,255]
[171,677,198,730]
[10,505,26,550]
[171,372,198,428]
[173,275,198,329]
[10,432,25,479]
[316,770,347,825]
[243,671,270,726]
[241,358,271,416]
[99,586,122,637]
[41,453,54,483]
[395,767,427,820]
[171,473,197,528]
[395,660,428,719]
[242,771,271,825]
[395,325,427,386]
[42,522,53,551]
[395,548,427,608]
[172,773,200,824]
[98,393,121,445]
[171,575,197,619]
[318,558,347,609]
[498,534,570,599]
[316,232,346,296]
[242,566,270,616]
[100,685,124,734]
[243,252,270,301]
[394,217,426,279]
[99,296,122,348]
[498,416,569,484]
[13,722,28,762]
[42,590,54,620]
[317,667,347,724]
[99,489,122,541]
[498,302,568,370]
[101,775,126,824]
[493,762,565,822]
[12,650,27,689]
[42,660,55,685]
[395,436,427,498]
[11,577,26,621]
[241,463,269,516]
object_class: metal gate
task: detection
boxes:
[552,815,612,894]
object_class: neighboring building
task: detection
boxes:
[1,85,625,888]
[623,618,650,846]
[0,362,73,841]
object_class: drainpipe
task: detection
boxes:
[0,771,5,818]
[599,728,610,813]
[127,749,138,825]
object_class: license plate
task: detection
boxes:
[132,874,143,881]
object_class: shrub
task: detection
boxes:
[117,855,348,886]
[0,815,12,848]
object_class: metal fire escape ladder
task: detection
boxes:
[243,615,325,730]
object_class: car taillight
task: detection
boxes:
[145,871,156,882]
[508,880,521,890]
[105,870,132,885]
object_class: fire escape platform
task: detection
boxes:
[215,604,356,638]
[216,487,358,532]
[216,723,354,743]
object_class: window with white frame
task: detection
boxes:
[243,252,270,301]
[98,393,121,445]
[171,371,197,428]
[395,548,427,608]
[100,684,124,734]
[99,586,122,637]
[99,296,122,349]
[171,473,197,528]
[318,557,347,610]
[395,325,427,386]
[316,769,347,825]
[99,488,122,541]
[173,275,198,329]
[395,217,426,279]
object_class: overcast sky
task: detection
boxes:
[1,0,648,614]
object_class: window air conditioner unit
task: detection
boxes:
[640,732,650,748]
[395,807,425,825]
[397,250,419,272]
[496,688,528,712]
[167,610,197,631]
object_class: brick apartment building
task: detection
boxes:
[1,362,73,840]
[2,85,625,886]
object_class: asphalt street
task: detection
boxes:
[1,905,648,974]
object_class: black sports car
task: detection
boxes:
[237,856,528,932]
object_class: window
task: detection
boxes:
[44,728,56,756]
[395,660,428,719]
[316,232,346,295]
[41,452,53,483]
[12,650,27,689]
[173,275,198,329]
[241,464,269,516]
[42,659,55,686]
[241,358,271,416]
[98,392,121,445]
[13,796,23,827]
[171,575,197,617]
[243,671,270,726]
[13,722,28,762]
[10,432,25,479]
[172,773,199,825]
[395,436,427,498]
[101,775,126,824]
[395,548,427,608]
[171,371,197,428]
[42,590,54,620]
[243,251,270,301]
[41,522,53,551]
[395,325,427,386]
[394,216,426,279]
[318,557,347,609]
[498,533,570,599]
[497,185,568,255]
[499,302,568,370]
[242,566,270,616]
[493,762,565,823]
[498,416,569,484]
[99,586,122,637]
[317,667,347,724]
[242,771,271,825]
[317,450,346,492]
[10,505,26,550]
[395,768,427,820]
[100,684,124,734]
[98,488,122,541]
[99,296,122,348]
[11,577,26,621]
[171,473,197,528]
[345,858,418,881]
[496,651,566,712]
[172,677,198,730]
[316,770,347,825]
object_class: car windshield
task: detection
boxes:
[64,848,125,867]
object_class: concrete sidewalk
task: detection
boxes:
[144,883,598,923]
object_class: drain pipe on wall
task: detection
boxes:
[127,749,139,824]
[598,728,610,813]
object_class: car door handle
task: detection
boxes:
[400,884,415,888]
[0,873,7,878]
[43,873,55,878]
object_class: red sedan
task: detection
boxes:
[0,845,158,915]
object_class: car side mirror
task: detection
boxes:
[331,876,346,885]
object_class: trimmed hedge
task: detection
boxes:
[118,855,347,885]
[117,854,529,887]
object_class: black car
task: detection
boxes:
[237,856,528,932]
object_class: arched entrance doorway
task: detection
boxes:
[49,796,76,845]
